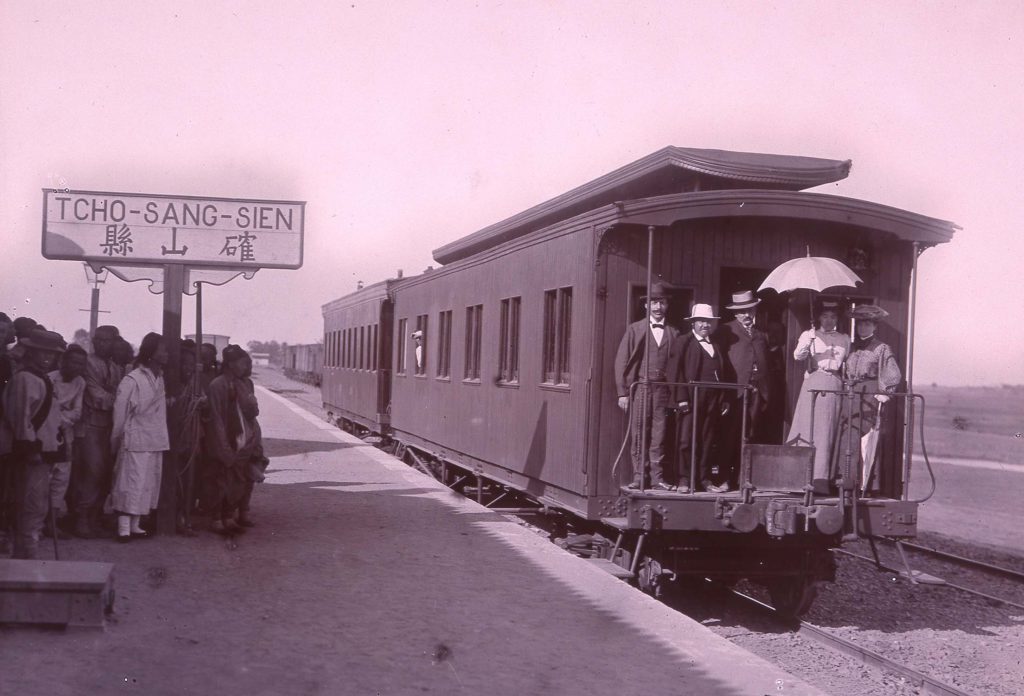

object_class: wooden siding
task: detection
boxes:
[322,291,391,427]
[390,226,597,499]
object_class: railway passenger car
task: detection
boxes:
[281,342,324,386]
[322,146,956,614]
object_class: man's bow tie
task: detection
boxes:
[651,324,664,330]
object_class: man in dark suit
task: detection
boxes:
[716,290,773,488]
[614,283,682,491]
[675,303,728,493]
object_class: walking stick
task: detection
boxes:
[49,504,60,560]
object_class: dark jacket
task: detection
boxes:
[613,319,683,398]
[716,319,772,403]
[675,331,725,406]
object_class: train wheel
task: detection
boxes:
[767,576,819,618]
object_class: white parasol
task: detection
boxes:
[758,249,863,324]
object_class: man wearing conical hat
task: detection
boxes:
[0,328,67,558]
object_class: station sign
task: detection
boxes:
[42,190,305,269]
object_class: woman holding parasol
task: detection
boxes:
[786,299,850,493]
[758,251,862,494]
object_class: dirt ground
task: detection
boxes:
[1,367,822,696]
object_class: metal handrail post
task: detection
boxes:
[903,241,921,501]
[689,384,699,492]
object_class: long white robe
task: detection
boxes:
[110,367,169,515]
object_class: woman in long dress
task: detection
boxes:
[786,301,850,494]
[110,333,169,542]
[833,304,901,492]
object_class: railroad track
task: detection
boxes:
[888,539,1024,583]
[837,540,1024,612]
[721,584,974,696]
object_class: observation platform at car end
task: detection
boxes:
[1,367,828,696]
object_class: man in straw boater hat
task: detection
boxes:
[0,328,67,558]
[613,282,683,491]
[675,303,730,493]
[716,289,774,488]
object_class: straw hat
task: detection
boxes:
[685,303,719,321]
[848,304,889,321]
[725,290,760,310]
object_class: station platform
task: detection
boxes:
[1,369,827,696]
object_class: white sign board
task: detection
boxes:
[42,190,305,269]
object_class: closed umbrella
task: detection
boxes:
[861,402,883,493]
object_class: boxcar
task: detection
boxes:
[321,146,957,614]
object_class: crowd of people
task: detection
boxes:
[0,314,268,560]
[615,284,901,494]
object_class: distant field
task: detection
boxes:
[914,385,1023,464]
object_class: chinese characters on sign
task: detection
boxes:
[42,190,304,269]
[100,224,133,256]
[219,231,257,262]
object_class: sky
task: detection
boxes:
[1,1,1021,386]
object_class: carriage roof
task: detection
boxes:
[433,146,854,265]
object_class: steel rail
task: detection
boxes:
[835,549,1024,611]
[891,539,1024,583]
[723,586,973,696]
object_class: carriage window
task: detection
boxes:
[372,324,378,372]
[499,296,520,384]
[360,326,366,370]
[464,304,483,381]
[415,314,428,376]
[437,310,452,379]
[397,318,407,375]
[543,287,572,385]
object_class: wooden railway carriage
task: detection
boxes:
[322,147,956,614]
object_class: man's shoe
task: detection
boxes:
[235,516,255,528]
[651,481,675,492]
[700,480,716,492]
[625,480,641,490]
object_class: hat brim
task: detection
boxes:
[685,314,719,321]
[19,338,65,353]
[725,300,760,310]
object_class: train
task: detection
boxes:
[319,146,956,615]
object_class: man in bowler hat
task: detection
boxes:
[614,282,682,491]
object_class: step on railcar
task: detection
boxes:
[321,146,956,615]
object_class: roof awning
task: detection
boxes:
[610,190,958,245]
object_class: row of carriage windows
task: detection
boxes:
[323,286,572,386]
[323,323,378,371]
[396,287,570,386]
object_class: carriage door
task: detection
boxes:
[718,267,787,443]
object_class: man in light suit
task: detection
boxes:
[716,290,773,488]
[614,283,682,491]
